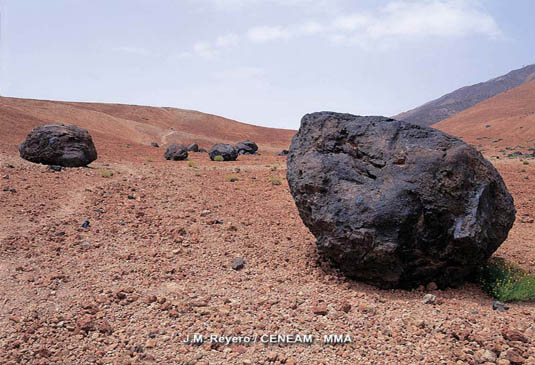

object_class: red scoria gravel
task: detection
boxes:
[0,151,534,364]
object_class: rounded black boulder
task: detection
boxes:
[287,112,516,289]
[235,140,258,155]
[209,144,238,161]
[19,124,97,167]
[164,144,188,161]
[187,143,199,152]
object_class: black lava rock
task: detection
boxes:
[19,124,97,167]
[81,220,90,228]
[235,140,258,155]
[209,144,238,161]
[187,143,199,152]
[287,112,516,289]
[164,144,188,161]
[232,257,244,270]
[151,142,159,148]
[277,149,289,156]
[492,301,510,311]
[48,165,62,172]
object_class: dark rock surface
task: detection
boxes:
[164,144,188,161]
[278,149,289,156]
[19,124,97,167]
[151,142,159,148]
[235,140,258,155]
[287,112,516,289]
[187,143,199,152]
[209,144,238,161]
[232,257,244,270]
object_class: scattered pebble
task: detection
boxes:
[232,257,244,271]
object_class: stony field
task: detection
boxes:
[0,151,534,364]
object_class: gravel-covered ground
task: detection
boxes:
[1,152,534,365]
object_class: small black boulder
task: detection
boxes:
[164,144,189,161]
[235,140,258,155]
[209,144,238,161]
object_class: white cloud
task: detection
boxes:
[333,14,371,31]
[247,26,291,43]
[184,0,502,56]
[298,21,325,35]
[193,41,216,58]
[246,21,324,43]
[216,33,240,47]
[365,0,502,39]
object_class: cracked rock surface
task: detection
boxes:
[287,112,516,289]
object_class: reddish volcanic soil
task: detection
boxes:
[0,97,295,160]
[434,80,535,156]
[0,98,534,364]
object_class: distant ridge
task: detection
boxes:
[0,97,295,159]
[434,80,535,154]
[395,64,535,127]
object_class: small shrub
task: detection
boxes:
[188,160,197,168]
[479,258,535,302]
[269,176,282,185]
[146,159,153,163]
[214,155,224,162]
[226,175,239,182]
[523,161,529,165]
[100,169,114,178]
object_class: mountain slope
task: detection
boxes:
[0,97,295,161]
[433,80,535,154]
[395,64,535,127]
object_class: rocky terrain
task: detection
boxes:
[435,80,535,156]
[0,97,295,157]
[1,137,534,364]
[1,91,534,364]
[396,64,535,127]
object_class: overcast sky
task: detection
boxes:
[1,0,534,129]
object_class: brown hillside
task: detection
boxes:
[0,97,295,162]
[434,80,535,155]
[395,64,535,127]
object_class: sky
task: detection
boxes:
[0,0,534,130]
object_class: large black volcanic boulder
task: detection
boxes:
[235,140,258,155]
[287,112,516,289]
[19,124,97,167]
[209,144,238,161]
[164,144,188,161]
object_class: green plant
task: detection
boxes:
[269,176,282,185]
[226,175,239,182]
[188,160,197,168]
[146,158,153,163]
[100,169,114,178]
[214,155,224,162]
[479,258,535,302]
[523,161,529,165]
